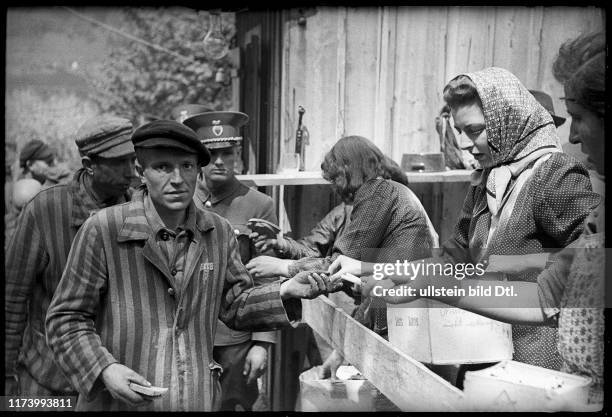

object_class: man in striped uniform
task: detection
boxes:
[45,120,337,411]
[5,116,137,397]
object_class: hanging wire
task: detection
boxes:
[61,6,199,64]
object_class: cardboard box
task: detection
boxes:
[387,299,513,364]
[296,366,397,412]
[463,360,601,412]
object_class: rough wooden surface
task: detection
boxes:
[280,6,604,171]
[303,296,467,411]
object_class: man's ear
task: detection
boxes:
[135,160,144,178]
[81,156,94,175]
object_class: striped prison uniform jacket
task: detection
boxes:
[4,168,130,395]
[45,189,299,411]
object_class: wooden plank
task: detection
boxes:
[303,9,344,171]
[302,296,466,411]
[237,169,472,186]
[344,7,379,143]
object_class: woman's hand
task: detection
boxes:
[250,232,290,256]
[280,271,341,300]
[328,255,363,279]
[246,256,291,279]
[250,232,277,252]
[317,349,345,379]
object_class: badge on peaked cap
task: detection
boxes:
[212,120,223,137]
[182,111,249,149]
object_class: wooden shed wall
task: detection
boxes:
[280,6,605,170]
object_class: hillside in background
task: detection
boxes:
[6,7,120,97]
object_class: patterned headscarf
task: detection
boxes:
[465,67,562,217]
[466,67,561,167]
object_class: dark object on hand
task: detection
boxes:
[247,218,281,240]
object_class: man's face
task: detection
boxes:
[203,147,236,186]
[91,154,137,198]
[138,148,199,214]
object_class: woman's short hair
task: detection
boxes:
[553,31,605,117]
[321,136,385,201]
[443,75,483,110]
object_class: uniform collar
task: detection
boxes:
[118,187,215,243]
[197,175,243,205]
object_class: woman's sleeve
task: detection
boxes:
[534,154,600,246]
[332,181,394,260]
[292,203,348,259]
[441,186,477,263]
[536,244,575,324]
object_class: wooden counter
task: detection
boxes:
[237,169,473,186]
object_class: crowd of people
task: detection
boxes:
[4,31,605,411]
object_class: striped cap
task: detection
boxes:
[75,116,135,158]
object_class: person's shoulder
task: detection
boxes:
[86,199,136,231]
[240,181,274,204]
[535,152,590,182]
[27,180,73,208]
[541,151,587,172]
[195,205,234,233]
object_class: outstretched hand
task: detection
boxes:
[328,255,363,280]
[280,271,343,300]
[250,232,277,253]
[246,256,291,279]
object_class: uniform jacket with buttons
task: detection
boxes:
[45,189,298,411]
[195,176,278,346]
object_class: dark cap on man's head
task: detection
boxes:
[75,116,135,158]
[183,111,249,150]
[171,104,213,123]
[529,90,566,127]
[131,120,211,166]
[19,140,54,168]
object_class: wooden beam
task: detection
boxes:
[237,169,472,186]
[302,296,467,411]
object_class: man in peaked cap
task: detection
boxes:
[183,110,278,411]
[45,119,338,411]
[5,115,136,399]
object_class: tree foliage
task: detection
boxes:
[87,7,235,124]
[5,88,99,179]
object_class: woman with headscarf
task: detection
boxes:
[331,66,600,373]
